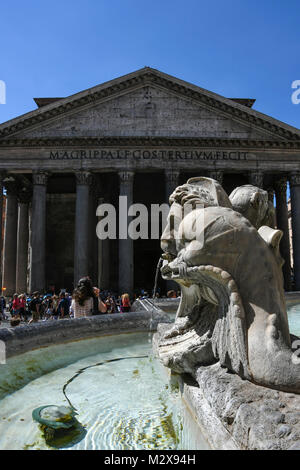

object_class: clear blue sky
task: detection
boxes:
[0,0,300,130]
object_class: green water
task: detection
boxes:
[0,332,209,450]
[0,302,298,451]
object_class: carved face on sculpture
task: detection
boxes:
[229,185,271,229]
[162,179,276,262]
[169,177,232,208]
[161,177,232,258]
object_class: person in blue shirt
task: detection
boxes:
[57,292,70,318]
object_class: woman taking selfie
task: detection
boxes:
[72,277,94,318]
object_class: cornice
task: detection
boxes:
[0,69,299,141]
[1,136,300,150]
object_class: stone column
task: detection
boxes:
[97,196,104,289]
[2,184,18,296]
[290,172,300,290]
[165,170,180,203]
[275,177,292,291]
[249,170,264,188]
[27,205,32,293]
[16,194,30,293]
[0,172,5,292]
[97,196,111,290]
[118,171,134,294]
[88,174,98,283]
[267,188,276,229]
[74,171,92,285]
[29,171,48,293]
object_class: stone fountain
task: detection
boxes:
[154,177,300,450]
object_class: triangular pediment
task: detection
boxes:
[8,85,275,140]
[1,67,299,141]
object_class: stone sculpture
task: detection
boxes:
[158,177,300,394]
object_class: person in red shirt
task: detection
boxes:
[18,294,27,321]
[12,294,21,317]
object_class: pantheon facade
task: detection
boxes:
[0,67,299,295]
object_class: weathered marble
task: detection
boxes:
[118,170,135,294]
[74,171,92,284]
[14,86,270,140]
[229,184,274,229]
[0,308,170,359]
[153,325,300,450]
[290,172,300,291]
[16,202,29,293]
[158,177,300,394]
[30,172,48,292]
[2,190,18,295]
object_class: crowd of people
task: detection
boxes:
[0,277,133,327]
[0,277,181,328]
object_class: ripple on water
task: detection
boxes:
[0,333,209,450]
[1,305,298,451]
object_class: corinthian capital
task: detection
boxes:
[75,170,92,185]
[32,171,48,186]
[209,170,224,185]
[118,170,135,184]
[165,169,180,184]
[290,172,300,187]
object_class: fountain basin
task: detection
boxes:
[0,331,210,450]
[0,298,300,451]
[0,309,170,360]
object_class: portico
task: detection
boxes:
[0,67,299,295]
